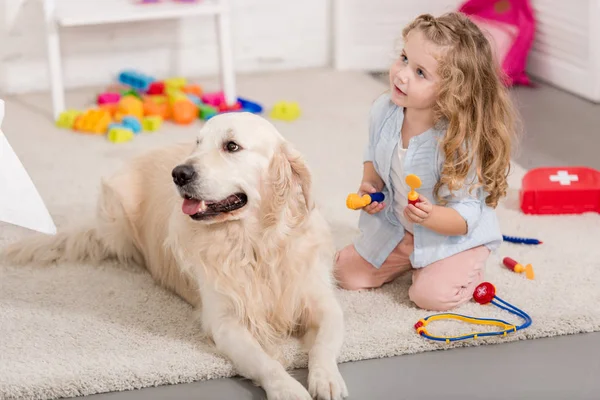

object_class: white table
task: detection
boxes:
[44,0,237,118]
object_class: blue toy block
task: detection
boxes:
[107,122,123,132]
[121,116,142,134]
[238,97,263,114]
[118,70,155,92]
[187,94,203,106]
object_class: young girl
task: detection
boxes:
[335,12,518,311]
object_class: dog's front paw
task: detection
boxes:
[265,374,312,400]
[308,362,348,400]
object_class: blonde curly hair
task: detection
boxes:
[401,12,520,208]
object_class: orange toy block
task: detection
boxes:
[73,108,112,134]
[144,95,167,104]
[99,103,118,117]
[143,98,171,120]
[115,95,143,122]
[172,99,197,125]
[182,84,203,97]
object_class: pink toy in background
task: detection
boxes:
[201,91,242,112]
[520,167,600,215]
[458,0,536,86]
[97,93,121,105]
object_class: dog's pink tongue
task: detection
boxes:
[182,199,202,215]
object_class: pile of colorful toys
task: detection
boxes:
[55,70,263,143]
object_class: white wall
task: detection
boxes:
[1,0,329,94]
[333,0,462,71]
[526,0,600,102]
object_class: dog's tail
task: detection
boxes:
[2,180,143,267]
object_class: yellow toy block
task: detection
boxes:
[144,95,167,104]
[73,108,112,134]
[165,77,187,92]
[115,95,144,122]
[107,127,134,143]
[270,101,300,121]
[166,88,187,104]
[56,110,82,129]
[142,116,163,132]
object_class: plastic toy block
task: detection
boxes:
[107,122,123,131]
[218,101,242,112]
[107,127,134,143]
[73,109,112,134]
[142,116,163,132]
[238,97,263,114]
[120,89,142,100]
[201,91,225,107]
[167,89,187,104]
[199,105,218,120]
[121,116,142,134]
[97,92,120,105]
[200,91,258,113]
[147,81,165,95]
[99,103,118,117]
[187,94,203,106]
[143,98,171,119]
[172,99,197,125]
[270,101,300,121]
[115,95,144,121]
[118,70,155,91]
[56,110,82,129]
[165,77,187,92]
[182,84,203,97]
[144,95,167,104]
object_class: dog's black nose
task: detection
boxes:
[172,164,197,187]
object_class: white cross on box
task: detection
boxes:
[549,170,579,185]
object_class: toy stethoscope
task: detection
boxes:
[414,282,532,343]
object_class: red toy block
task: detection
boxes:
[520,167,600,215]
[147,81,165,95]
[218,101,242,112]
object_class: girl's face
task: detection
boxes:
[389,30,442,110]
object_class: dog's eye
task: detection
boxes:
[224,141,240,153]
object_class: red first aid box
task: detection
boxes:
[520,167,600,215]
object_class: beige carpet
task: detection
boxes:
[1,69,600,400]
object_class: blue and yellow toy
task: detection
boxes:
[346,192,385,210]
[414,282,532,343]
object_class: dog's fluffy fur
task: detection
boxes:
[3,113,348,400]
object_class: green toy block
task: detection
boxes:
[107,127,134,143]
[142,116,163,132]
[199,105,218,120]
[56,110,82,129]
[120,89,142,100]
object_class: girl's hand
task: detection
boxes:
[358,181,385,214]
[404,195,433,224]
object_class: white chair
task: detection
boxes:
[43,0,237,119]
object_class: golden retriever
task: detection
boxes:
[2,112,348,400]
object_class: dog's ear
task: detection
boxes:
[264,142,314,220]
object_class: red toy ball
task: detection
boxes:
[473,282,496,304]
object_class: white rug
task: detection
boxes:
[1,69,600,400]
